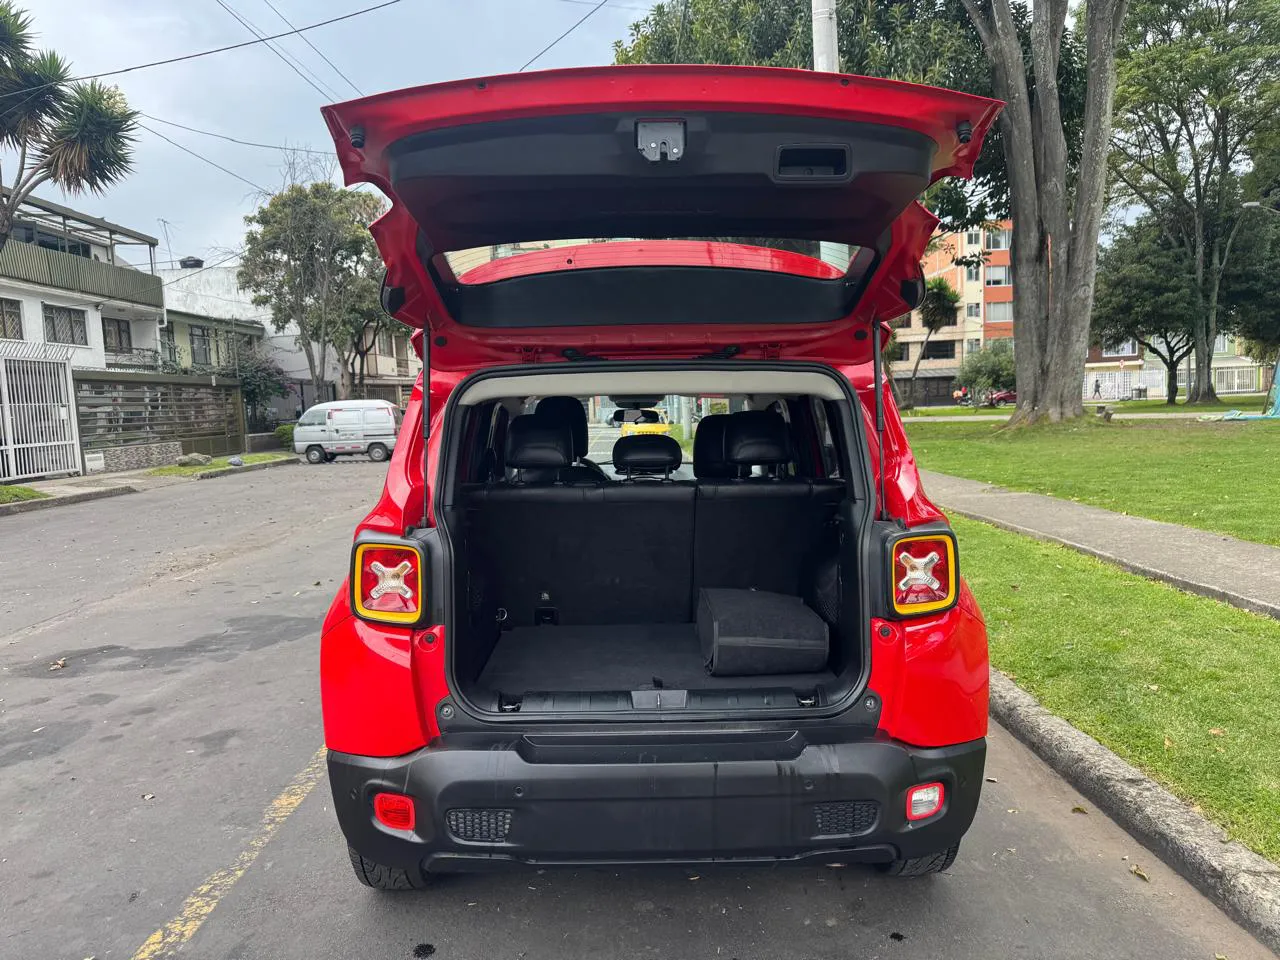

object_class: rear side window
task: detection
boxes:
[363,408,392,426]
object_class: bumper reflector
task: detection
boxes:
[906,782,945,821]
[373,791,416,831]
[812,800,879,836]
[446,808,513,843]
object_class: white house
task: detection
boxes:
[0,191,164,370]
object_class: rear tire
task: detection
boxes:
[305,445,325,464]
[347,845,430,890]
[878,843,960,877]
[367,442,389,463]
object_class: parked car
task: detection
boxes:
[986,389,1016,407]
[293,399,400,464]
[616,407,672,437]
[319,65,996,889]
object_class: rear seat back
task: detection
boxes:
[467,421,694,625]
[694,411,841,595]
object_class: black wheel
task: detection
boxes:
[305,445,326,464]
[878,843,960,877]
[347,845,430,890]
[367,443,389,463]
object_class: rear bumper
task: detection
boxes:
[328,733,985,872]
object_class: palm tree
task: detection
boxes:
[0,3,138,252]
[906,276,961,408]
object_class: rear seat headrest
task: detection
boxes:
[724,410,791,466]
[692,413,733,479]
[612,434,682,475]
[535,395,588,460]
[506,415,572,470]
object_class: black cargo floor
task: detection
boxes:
[474,623,835,694]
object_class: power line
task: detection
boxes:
[215,0,343,101]
[138,113,332,155]
[139,123,270,192]
[0,0,405,102]
[520,0,610,72]
[258,0,364,96]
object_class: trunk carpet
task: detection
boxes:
[474,623,835,694]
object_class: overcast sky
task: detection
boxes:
[17,0,651,267]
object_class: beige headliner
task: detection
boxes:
[455,369,848,405]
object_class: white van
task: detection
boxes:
[293,400,401,464]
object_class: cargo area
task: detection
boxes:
[438,369,872,717]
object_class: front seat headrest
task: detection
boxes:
[612,434,682,477]
[535,395,589,461]
[724,410,791,466]
[692,413,733,479]
[505,415,572,470]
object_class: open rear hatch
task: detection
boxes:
[322,65,1000,369]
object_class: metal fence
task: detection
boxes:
[0,341,81,482]
[1083,365,1265,401]
[74,371,244,457]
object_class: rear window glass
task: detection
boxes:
[442,238,866,284]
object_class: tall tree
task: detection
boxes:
[238,182,385,399]
[1092,217,1198,403]
[957,0,1129,423]
[618,1,1097,420]
[0,2,138,252]
[1110,0,1280,402]
[906,276,961,407]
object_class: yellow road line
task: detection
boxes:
[130,746,327,960]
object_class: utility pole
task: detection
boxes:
[811,0,838,72]
[811,0,847,270]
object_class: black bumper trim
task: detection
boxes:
[328,734,985,872]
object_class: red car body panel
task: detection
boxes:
[318,65,995,762]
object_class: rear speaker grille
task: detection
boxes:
[446,807,513,843]
[812,800,878,837]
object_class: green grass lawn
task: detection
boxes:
[901,393,1267,418]
[148,453,291,477]
[957,515,1280,863]
[908,418,1280,545]
[0,484,49,504]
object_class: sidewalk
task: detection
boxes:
[922,469,1280,621]
[904,411,1208,423]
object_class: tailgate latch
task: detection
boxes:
[636,120,685,162]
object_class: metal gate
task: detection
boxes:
[0,341,81,482]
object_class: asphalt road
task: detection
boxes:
[0,461,1268,959]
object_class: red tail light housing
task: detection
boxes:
[373,791,416,831]
[889,530,958,617]
[352,539,424,625]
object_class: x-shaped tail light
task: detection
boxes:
[353,543,423,624]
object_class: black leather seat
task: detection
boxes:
[536,395,609,482]
[692,413,733,480]
[467,416,694,625]
[694,411,841,595]
[612,433,683,480]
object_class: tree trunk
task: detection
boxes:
[298,338,326,397]
[338,363,355,400]
[963,0,1127,427]
[1188,328,1216,403]
[1165,359,1179,404]
[907,329,933,407]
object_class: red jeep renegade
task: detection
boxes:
[319,65,999,888]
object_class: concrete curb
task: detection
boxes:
[0,484,135,517]
[990,671,1280,953]
[192,458,299,480]
[944,504,1280,622]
